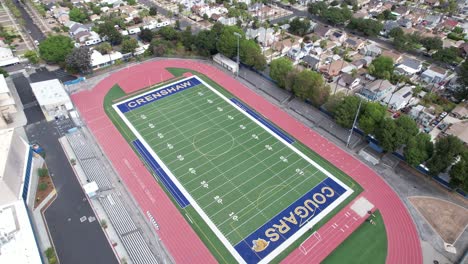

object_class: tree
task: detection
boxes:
[0,68,8,78]
[24,50,39,64]
[269,57,293,88]
[433,47,460,63]
[334,96,362,128]
[127,0,136,5]
[194,30,218,57]
[69,8,87,23]
[181,26,194,50]
[289,18,311,36]
[216,26,244,58]
[455,60,468,100]
[158,26,180,41]
[292,70,318,99]
[149,6,158,16]
[358,102,386,135]
[324,92,345,114]
[97,22,122,45]
[308,1,328,15]
[421,37,443,52]
[450,151,468,191]
[65,46,91,74]
[375,118,399,152]
[139,9,150,18]
[175,20,180,30]
[96,42,112,54]
[121,38,138,53]
[240,39,266,70]
[426,135,465,176]
[322,7,352,25]
[395,115,419,144]
[389,27,404,39]
[139,28,154,42]
[369,56,394,79]
[404,133,433,167]
[39,35,74,63]
[347,18,383,37]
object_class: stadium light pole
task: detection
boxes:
[234,32,241,78]
[346,99,363,148]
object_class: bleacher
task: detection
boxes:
[66,130,159,264]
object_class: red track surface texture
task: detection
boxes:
[72,60,422,264]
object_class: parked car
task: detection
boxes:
[437,123,448,130]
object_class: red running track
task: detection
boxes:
[72,60,422,264]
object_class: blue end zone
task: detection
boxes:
[234,177,346,264]
[117,77,201,113]
[230,98,294,144]
[132,140,190,208]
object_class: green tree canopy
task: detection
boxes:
[450,151,468,191]
[24,50,39,64]
[121,38,138,53]
[395,115,419,144]
[375,118,399,152]
[358,102,386,135]
[240,39,266,70]
[217,26,244,58]
[433,47,460,64]
[333,96,362,128]
[149,7,158,16]
[289,18,311,36]
[97,22,122,45]
[194,30,218,57]
[369,56,394,80]
[404,133,433,167]
[69,8,87,23]
[347,18,383,37]
[455,60,468,100]
[322,7,352,25]
[420,37,443,51]
[39,35,74,63]
[427,135,465,176]
[139,28,154,42]
[269,57,293,88]
[308,1,328,15]
[95,42,112,54]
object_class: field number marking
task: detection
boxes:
[229,212,239,221]
[228,115,234,120]
[177,154,184,161]
[280,156,288,163]
[200,181,209,188]
[189,168,197,174]
[265,144,273,151]
[251,134,259,140]
[240,125,246,130]
[214,195,223,204]
[148,123,155,129]
[140,114,147,119]
[157,133,164,138]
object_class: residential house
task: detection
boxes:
[357,0,371,7]
[398,18,412,28]
[424,14,442,29]
[420,65,447,84]
[53,6,70,24]
[353,10,368,19]
[84,31,102,46]
[248,3,263,12]
[246,27,276,47]
[409,105,435,126]
[313,24,332,39]
[359,79,394,101]
[128,25,141,35]
[287,47,306,62]
[272,38,300,55]
[380,85,414,111]
[352,57,371,69]
[90,49,123,69]
[393,6,410,17]
[302,55,320,70]
[343,37,365,51]
[359,43,381,57]
[73,31,91,44]
[338,72,361,90]
[218,17,237,26]
[395,57,422,76]
[320,60,348,77]
[89,14,100,22]
[381,50,403,63]
[442,19,458,30]
[69,22,88,36]
[329,31,347,43]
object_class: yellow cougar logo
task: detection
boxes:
[252,238,269,252]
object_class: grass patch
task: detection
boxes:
[322,210,387,264]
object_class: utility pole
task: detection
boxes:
[346,99,363,148]
[234,32,241,78]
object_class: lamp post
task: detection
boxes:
[346,99,363,148]
[234,32,241,78]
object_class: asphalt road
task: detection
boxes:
[12,71,118,264]
[12,0,45,42]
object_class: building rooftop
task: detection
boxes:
[446,121,468,145]
[0,74,10,94]
[0,200,42,264]
[31,79,70,106]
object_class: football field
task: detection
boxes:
[113,75,354,263]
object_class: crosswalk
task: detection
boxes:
[66,129,159,264]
